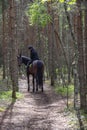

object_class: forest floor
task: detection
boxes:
[0,77,80,130]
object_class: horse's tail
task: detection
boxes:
[37,61,44,86]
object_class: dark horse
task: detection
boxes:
[17,54,44,92]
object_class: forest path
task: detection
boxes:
[0,78,72,130]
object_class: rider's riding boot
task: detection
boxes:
[26,62,29,70]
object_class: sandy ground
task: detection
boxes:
[0,78,73,130]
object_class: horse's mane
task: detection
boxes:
[22,55,31,61]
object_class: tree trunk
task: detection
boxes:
[77,0,86,109]
[8,0,18,99]
[2,0,6,79]
[47,2,55,86]
[84,1,87,110]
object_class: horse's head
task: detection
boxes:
[17,54,31,67]
[17,54,22,67]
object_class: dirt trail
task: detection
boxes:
[0,78,72,130]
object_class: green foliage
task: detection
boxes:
[55,84,74,96]
[0,91,23,101]
[0,107,5,112]
[41,0,76,3]
[59,0,76,4]
[0,0,9,14]
[56,67,68,75]
[59,0,65,3]
[58,0,77,12]
[0,0,9,22]
[0,91,23,112]
[41,0,51,2]
[26,0,51,27]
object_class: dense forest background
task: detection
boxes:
[0,0,87,112]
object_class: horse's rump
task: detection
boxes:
[32,60,44,70]
[29,60,44,74]
[33,60,44,86]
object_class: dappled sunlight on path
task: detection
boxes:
[0,78,73,130]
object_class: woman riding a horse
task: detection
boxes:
[27,46,39,70]
[17,46,44,92]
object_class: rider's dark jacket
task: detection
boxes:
[30,48,39,61]
[27,47,39,67]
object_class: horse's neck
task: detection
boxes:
[22,57,29,66]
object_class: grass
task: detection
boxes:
[55,83,87,129]
[0,107,5,112]
[0,90,23,101]
[0,91,12,100]
[67,109,87,129]
[55,84,74,97]
[0,90,24,112]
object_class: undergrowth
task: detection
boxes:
[54,84,74,97]
[0,91,23,101]
[0,91,23,112]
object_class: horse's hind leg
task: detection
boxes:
[32,75,35,92]
[36,76,38,92]
[41,82,43,92]
[27,73,30,92]
[27,77,30,92]
[40,78,43,92]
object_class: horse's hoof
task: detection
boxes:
[36,88,38,91]
[42,88,43,92]
[28,87,30,92]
